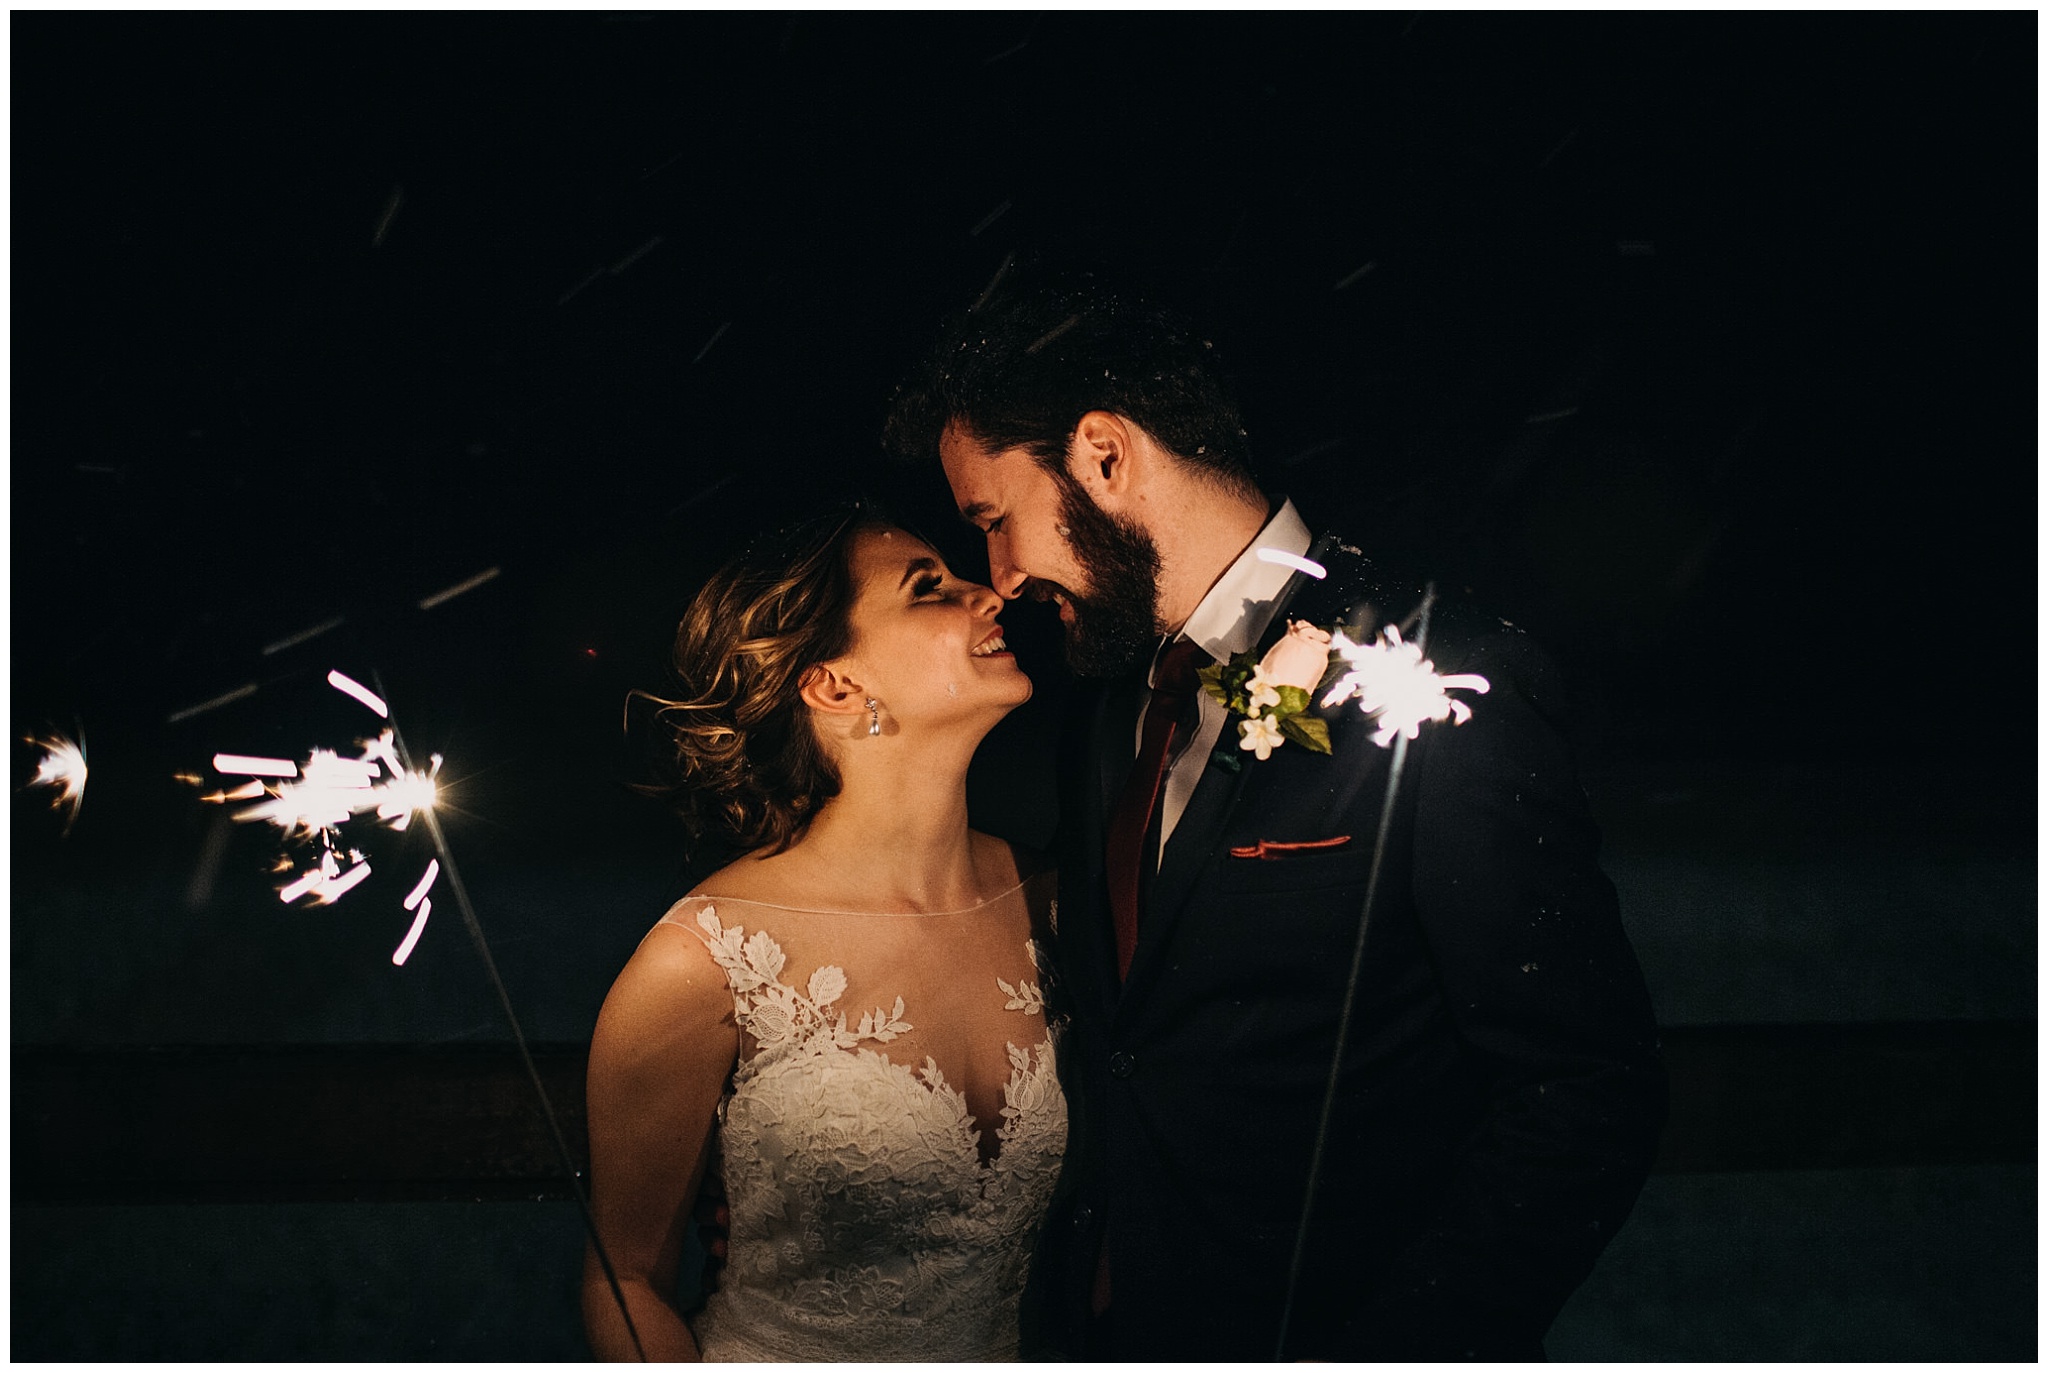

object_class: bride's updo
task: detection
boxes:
[636,505,894,855]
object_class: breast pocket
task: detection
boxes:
[1209,833,1376,896]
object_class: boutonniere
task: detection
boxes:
[1200,618,1494,761]
[1198,620,1338,760]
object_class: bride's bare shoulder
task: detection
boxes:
[971,830,1054,890]
[595,910,736,1068]
[686,847,805,906]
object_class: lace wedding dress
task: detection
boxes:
[656,875,1067,1361]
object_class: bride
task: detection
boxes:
[582,506,1067,1361]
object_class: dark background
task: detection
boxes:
[12,12,2036,1361]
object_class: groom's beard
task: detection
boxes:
[1034,470,1163,678]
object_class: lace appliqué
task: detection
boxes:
[685,903,1067,1362]
[695,908,914,1054]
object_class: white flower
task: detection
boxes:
[1238,713,1285,760]
[1244,668,1283,713]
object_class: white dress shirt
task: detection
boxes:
[1138,500,1314,857]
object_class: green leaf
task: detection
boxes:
[1197,662,1231,706]
[1278,714,1333,755]
[1273,685,1311,717]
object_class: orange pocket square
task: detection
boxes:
[1227,835,1353,860]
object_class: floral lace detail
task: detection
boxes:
[683,901,1067,1362]
[695,908,915,1055]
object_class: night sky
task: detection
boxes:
[12,12,2036,1013]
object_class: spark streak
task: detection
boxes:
[610,235,665,274]
[213,754,299,777]
[969,199,1012,236]
[971,251,1015,312]
[692,322,731,365]
[201,780,268,803]
[392,897,433,966]
[404,860,441,910]
[279,850,374,905]
[372,186,404,248]
[418,567,501,610]
[391,859,442,965]
[168,683,258,723]
[557,267,604,306]
[327,669,389,717]
[1255,548,1328,579]
[1025,314,1080,354]
[262,617,346,656]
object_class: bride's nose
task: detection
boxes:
[968,583,1003,617]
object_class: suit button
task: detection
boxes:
[1072,1205,1094,1232]
[1108,1050,1135,1079]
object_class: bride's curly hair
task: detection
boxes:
[631,503,894,856]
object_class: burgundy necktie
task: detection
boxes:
[1105,636,1207,982]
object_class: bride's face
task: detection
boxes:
[833,527,1031,734]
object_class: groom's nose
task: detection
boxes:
[987,543,1028,599]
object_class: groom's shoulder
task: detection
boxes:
[1302,534,1563,699]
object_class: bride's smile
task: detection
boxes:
[823,529,1032,736]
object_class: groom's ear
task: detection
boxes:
[1070,410,1136,497]
[798,662,869,730]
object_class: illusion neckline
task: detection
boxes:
[689,873,1033,919]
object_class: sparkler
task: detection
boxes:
[1321,622,1491,747]
[25,731,89,836]
[194,667,646,1357]
[202,672,442,963]
[1273,586,1480,1359]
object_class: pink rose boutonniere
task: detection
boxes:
[1198,616,1493,761]
[1197,620,1338,759]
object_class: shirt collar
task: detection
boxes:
[1154,499,1313,680]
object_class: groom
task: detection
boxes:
[885,267,1666,1361]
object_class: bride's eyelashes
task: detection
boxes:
[912,571,945,599]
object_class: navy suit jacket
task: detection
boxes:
[1021,533,1666,1361]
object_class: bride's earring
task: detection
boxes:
[865,697,881,737]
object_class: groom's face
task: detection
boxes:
[940,425,1162,677]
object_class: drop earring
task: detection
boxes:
[865,697,881,737]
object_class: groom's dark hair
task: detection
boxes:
[883,261,1261,499]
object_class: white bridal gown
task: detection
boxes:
[656,873,1067,1362]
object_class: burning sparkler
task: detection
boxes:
[190,668,640,1354]
[1321,624,1491,747]
[1275,587,1486,1359]
[202,670,441,963]
[25,731,89,835]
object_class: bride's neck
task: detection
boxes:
[779,746,986,911]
